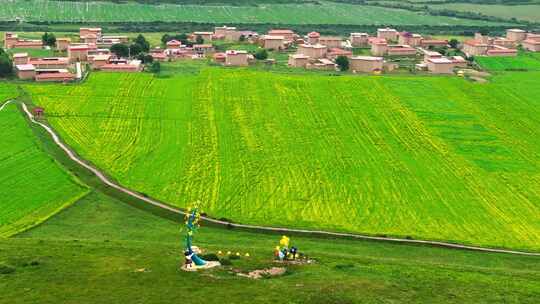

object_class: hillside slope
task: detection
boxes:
[0,96,88,237]
[24,68,540,251]
[1,191,538,303]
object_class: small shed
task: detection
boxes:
[33,107,44,117]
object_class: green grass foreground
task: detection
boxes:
[23,66,540,251]
[0,191,538,304]
[0,96,88,237]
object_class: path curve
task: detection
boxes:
[14,101,540,257]
[0,99,15,111]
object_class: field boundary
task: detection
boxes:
[14,100,540,257]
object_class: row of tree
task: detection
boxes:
[109,34,161,73]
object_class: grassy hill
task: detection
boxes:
[0,94,89,237]
[23,67,540,251]
[424,2,540,23]
[0,0,513,26]
[1,190,538,303]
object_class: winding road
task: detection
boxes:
[3,100,539,257]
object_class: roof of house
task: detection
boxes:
[194,31,213,35]
[421,39,448,45]
[463,39,488,47]
[213,52,226,59]
[82,34,98,39]
[428,58,454,64]
[226,50,248,55]
[317,58,335,65]
[268,29,294,34]
[400,32,413,38]
[16,64,36,71]
[526,33,540,41]
[289,54,310,59]
[351,56,383,61]
[166,40,182,45]
[35,72,75,80]
[13,53,28,58]
[80,27,101,32]
[327,48,352,55]
[423,50,442,57]
[370,38,388,45]
[29,57,69,65]
[523,39,540,45]
[69,44,92,51]
[388,45,416,52]
[14,40,42,47]
[299,44,327,49]
[193,44,214,48]
[151,53,168,59]
[450,56,467,63]
[56,38,71,42]
[350,32,368,37]
[263,35,285,40]
[507,28,526,33]
[487,48,518,54]
[101,64,139,70]
[378,28,397,32]
[89,54,112,61]
[307,32,320,38]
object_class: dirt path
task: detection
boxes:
[13,101,540,257]
[0,100,15,111]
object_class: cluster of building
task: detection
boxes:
[5,28,143,82]
[5,25,540,80]
[4,33,43,49]
[287,28,454,73]
[462,29,540,56]
[150,39,216,62]
[149,26,258,64]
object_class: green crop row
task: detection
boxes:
[23,67,540,251]
[0,95,89,237]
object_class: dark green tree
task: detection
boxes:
[110,44,130,58]
[254,49,268,60]
[195,35,204,45]
[335,55,349,71]
[137,53,154,64]
[42,32,56,47]
[134,34,150,52]
[161,34,171,45]
[0,53,13,77]
[449,39,459,49]
[129,43,143,57]
[149,61,161,73]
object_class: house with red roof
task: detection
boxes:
[166,40,183,49]
[267,29,296,41]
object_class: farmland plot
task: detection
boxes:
[0,0,511,26]
[476,52,540,71]
[24,69,540,250]
[0,95,88,237]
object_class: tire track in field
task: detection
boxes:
[11,100,540,257]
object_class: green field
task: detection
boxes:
[6,48,58,58]
[1,190,538,303]
[476,52,540,71]
[0,0,511,26]
[23,67,540,251]
[428,3,540,23]
[0,95,88,237]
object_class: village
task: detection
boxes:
[4,26,540,82]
